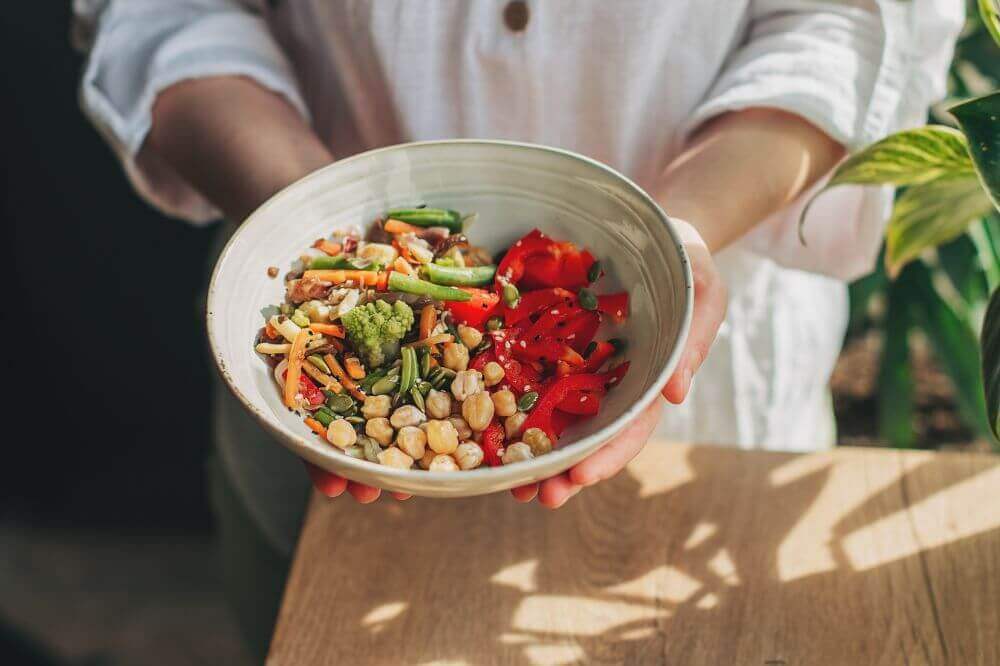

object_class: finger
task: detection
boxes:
[537,473,582,509]
[304,462,348,498]
[391,492,412,501]
[511,483,539,502]
[663,243,726,404]
[569,399,662,486]
[347,481,381,504]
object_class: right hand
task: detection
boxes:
[305,463,412,503]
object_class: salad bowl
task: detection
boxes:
[207,140,691,497]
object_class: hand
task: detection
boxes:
[511,219,727,508]
[306,464,412,503]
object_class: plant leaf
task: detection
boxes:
[982,286,1000,440]
[937,233,990,307]
[877,274,916,448]
[980,0,1000,49]
[908,262,993,443]
[826,126,974,188]
[950,91,1000,212]
[884,176,994,277]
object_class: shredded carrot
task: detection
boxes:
[303,269,383,287]
[264,322,280,340]
[393,256,416,275]
[324,353,367,402]
[312,239,342,256]
[419,304,438,354]
[301,361,343,392]
[403,333,454,348]
[384,218,423,235]
[283,329,309,408]
[304,417,328,438]
[377,271,390,291]
[345,356,366,380]
[309,322,346,338]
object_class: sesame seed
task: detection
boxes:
[515,241,522,247]
[551,309,559,315]
[580,396,587,402]
[519,340,527,348]
[616,310,623,317]
[567,334,575,340]
[524,385,532,391]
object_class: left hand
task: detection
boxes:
[511,219,727,507]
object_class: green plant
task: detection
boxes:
[806,0,1000,449]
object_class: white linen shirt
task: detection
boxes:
[76,0,960,551]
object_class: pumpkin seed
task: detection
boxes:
[486,316,504,331]
[360,437,382,462]
[371,375,400,395]
[609,338,626,354]
[419,349,432,377]
[345,415,366,426]
[502,282,521,308]
[584,341,598,358]
[578,288,598,311]
[587,260,603,283]
[517,391,540,412]
[416,381,433,396]
[343,445,365,459]
[327,393,355,413]
[410,387,426,412]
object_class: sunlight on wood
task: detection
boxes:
[707,548,740,586]
[843,464,1000,571]
[768,451,833,486]
[683,522,717,550]
[695,592,719,609]
[630,443,694,497]
[513,596,667,636]
[523,643,587,665]
[604,564,702,603]
[361,601,408,626]
[490,559,539,593]
[776,450,903,582]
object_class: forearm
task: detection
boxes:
[145,76,332,222]
[656,108,845,252]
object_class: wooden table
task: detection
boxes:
[268,443,1000,665]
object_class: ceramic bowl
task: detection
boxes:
[207,140,691,497]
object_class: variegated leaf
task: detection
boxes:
[826,126,974,188]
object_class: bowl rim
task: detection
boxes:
[206,139,693,487]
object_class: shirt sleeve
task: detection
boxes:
[684,0,963,281]
[74,0,310,224]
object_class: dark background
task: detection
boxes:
[5,4,218,529]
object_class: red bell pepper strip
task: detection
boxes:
[491,330,541,394]
[520,254,563,290]
[469,349,496,372]
[512,337,585,367]
[445,288,501,328]
[557,246,596,288]
[494,229,559,291]
[604,361,630,389]
[557,390,603,415]
[550,409,575,437]
[522,373,610,439]
[281,370,326,406]
[582,341,617,373]
[558,310,602,352]
[504,287,576,326]
[481,420,506,467]
[524,300,581,341]
[597,292,629,323]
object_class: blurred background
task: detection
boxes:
[3,3,997,665]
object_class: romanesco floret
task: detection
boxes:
[341,299,415,368]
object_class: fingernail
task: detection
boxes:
[555,486,583,508]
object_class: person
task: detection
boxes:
[73,0,961,657]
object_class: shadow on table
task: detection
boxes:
[271,445,1000,665]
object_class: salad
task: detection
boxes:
[255,207,630,472]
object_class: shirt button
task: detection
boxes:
[503,1,529,32]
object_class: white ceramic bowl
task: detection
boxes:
[208,140,691,497]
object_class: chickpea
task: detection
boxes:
[425,389,452,419]
[462,391,495,432]
[365,417,394,446]
[390,405,426,429]
[447,416,473,440]
[457,324,483,350]
[482,361,505,387]
[395,425,427,460]
[377,446,414,469]
[426,419,459,455]
[429,454,460,472]
[326,419,358,450]
[491,389,517,418]
[522,427,553,456]
[361,394,391,419]
[442,342,470,372]
[502,442,534,465]
[418,449,437,470]
[504,412,528,440]
[451,370,484,401]
[454,442,484,470]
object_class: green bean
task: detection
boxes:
[398,347,417,396]
[577,288,598,311]
[307,355,332,374]
[410,387,426,412]
[421,263,496,287]
[517,392,540,412]
[385,207,463,233]
[419,348,432,378]
[502,283,520,308]
[309,255,381,271]
[313,407,335,427]
[387,272,471,301]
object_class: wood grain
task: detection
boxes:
[268,443,1000,665]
